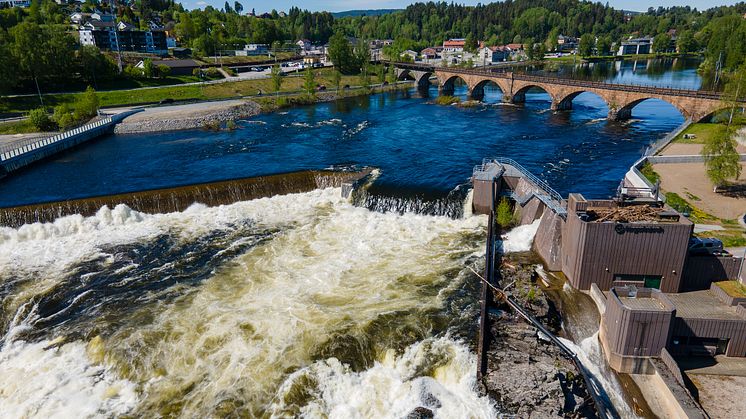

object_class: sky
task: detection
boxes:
[186,0,741,14]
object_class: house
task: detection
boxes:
[421,47,444,59]
[90,12,115,22]
[136,59,200,76]
[82,20,116,32]
[117,21,136,31]
[0,0,29,6]
[235,44,268,56]
[557,35,578,52]
[617,37,652,55]
[443,38,465,53]
[505,43,525,53]
[478,46,509,64]
[70,12,92,24]
[400,50,418,61]
[171,47,192,58]
[296,39,311,51]
[166,37,177,48]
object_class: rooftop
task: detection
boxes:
[619,296,667,311]
[668,290,745,321]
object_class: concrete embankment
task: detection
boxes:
[0,169,371,227]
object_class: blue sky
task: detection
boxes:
[186,0,740,13]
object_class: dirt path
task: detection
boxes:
[653,162,746,220]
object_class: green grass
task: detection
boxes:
[0,118,44,135]
[673,123,729,144]
[434,95,461,106]
[0,69,367,113]
[714,281,746,297]
[639,161,660,185]
[210,52,296,65]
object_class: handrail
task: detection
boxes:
[0,117,113,161]
[480,157,565,205]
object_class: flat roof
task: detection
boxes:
[619,296,667,311]
[668,290,744,321]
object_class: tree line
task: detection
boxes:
[3,0,746,97]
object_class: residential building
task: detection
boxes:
[617,37,652,55]
[443,39,466,53]
[79,28,169,54]
[420,47,442,59]
[70,12,91,24]
[557,35,578,52]
[0,0,30,7]
[117,21,136,31]
[478,46,509,64]
[90,12,115,22]
[400,50,418,61]
[296,39,311,51]
[166,37,177,48]
[235,44,268,56]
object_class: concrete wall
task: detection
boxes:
[533,207,564,271]
[681,256,744,291]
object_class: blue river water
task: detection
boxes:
[0,58,699,207]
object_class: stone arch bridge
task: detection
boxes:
[393,62,731,122]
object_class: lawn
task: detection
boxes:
[673,123,729,144]
[0,69,370,113]
[0,118,43,135]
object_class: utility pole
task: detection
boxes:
[111,2,123,73]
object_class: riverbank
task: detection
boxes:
[113,83,414,134]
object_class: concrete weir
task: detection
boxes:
[0,169,372,227]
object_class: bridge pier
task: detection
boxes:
[551,99,573,112]
[608,107,633,121]
[439,85,455,96]
[468,86,484,101]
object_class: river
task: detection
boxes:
[0,58,701,417]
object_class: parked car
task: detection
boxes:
[688,237,724,255]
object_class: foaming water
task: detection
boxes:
[0,188,502,417]
[560,334,639,418]
[499,219,541,253]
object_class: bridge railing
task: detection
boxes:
[388,61,731,100]
[0,117,113,162]
[476,157,565,205]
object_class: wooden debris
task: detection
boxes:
[587,205,664,223]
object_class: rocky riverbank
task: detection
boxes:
[114,100,262,134]
[482,254,596,418]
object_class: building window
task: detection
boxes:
[613,274,662,289]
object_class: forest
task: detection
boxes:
[2,0,746,95]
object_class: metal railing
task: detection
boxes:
[477,157,565,205]
[0,117,113,162]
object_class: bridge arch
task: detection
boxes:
[470,79,508,101]
[438,74,470,95]
[612,97,687,121]
[396,69,413,81]
[554,90,611,113]
[511,84,556,105]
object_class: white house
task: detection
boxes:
[400,50,418,61]
[90,12,115,22]
[443,39,466,53]
[235,44,269,56]
[478,46,509,64]
[296,39,311,51]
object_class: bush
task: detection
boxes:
[224,67,237,76]
[74,86,99,120]
[496,197,514,227]
[434,95,461,106]
[123,64,144,79]
[157,64,171,78]
[27,108,54,131]
[53,103,76,130]
[205,67,221,79]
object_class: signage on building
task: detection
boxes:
[614,223,664,235]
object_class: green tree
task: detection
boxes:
[78,45,115,87]
[578,34,594,57]
[702,128,742,191]
[354,39,371,73]
[596,36,612,56]
[676,30,696,54]
[303,68,316,97]
[652,33,671,53]
[328,31,356,74]
[270,64,282,96]
[28,107,53,131]
[332,69,342,93]
[10,21,46,105]
[157,64,171,79]
[0,31,17,94]
[142,58,155,78]
[496,197,513,227]
[74,86,99,120]
[464,33,478,53]
[377,65,386,84]
[53,103,75,130]
[234,1,243,14]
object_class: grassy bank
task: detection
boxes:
[0,118,41,135]
[664,191,746,247]
[672,123,728,144]
[0,69,368,114]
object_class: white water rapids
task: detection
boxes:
[0,187,541,418]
